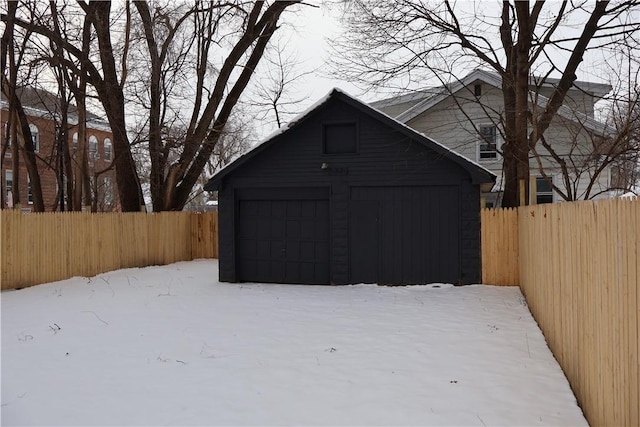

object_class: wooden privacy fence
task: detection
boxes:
[481,198,639,427]
[1,210,218,290]
[480,207,519,286]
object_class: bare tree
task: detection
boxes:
[184,111,255,210]
[1,0,45,211]
[333,0,640,207]
[6,4,115,213]
[131,0,302,211]
[605,93,640,193]
[1,1,116,212]
[606,32,640,193]
[3,0,302,211]
[251,35,315,128]
[47,0,96,212]
[530,110,639,201]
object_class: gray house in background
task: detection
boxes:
[372,69,615,207]
[205,89,495,286]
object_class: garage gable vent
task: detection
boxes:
[323,122,357,154]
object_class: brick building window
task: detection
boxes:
[5,169,13,203]
[27,176,33,204]
[89,135,99,160]
[103,138,112,161]
[72,132,78,151]
[3,123,11,158]
[29,124,39,152]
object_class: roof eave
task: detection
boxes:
[396,70,613,129]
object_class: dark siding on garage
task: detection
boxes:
[209,90,495,285]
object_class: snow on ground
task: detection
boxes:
[1,260,586,426]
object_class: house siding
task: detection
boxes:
[406,85,505,166]
[390,83,612,203]
[538,87,596,117]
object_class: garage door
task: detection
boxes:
[350,186,460,284]
[237,194,329,284]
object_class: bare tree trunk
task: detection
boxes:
[514,1,532,206]
[84,1,144,212]
[49,1,77,212]
[70,18,92,211]
[499,3,518,207]
[1,1,44,211]
[168,3,292,210]
[501,81,519,207]
[10,110,20,208]
[134,0,168,212]
[72,90,90,211]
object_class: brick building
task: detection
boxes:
[1,88,117,212]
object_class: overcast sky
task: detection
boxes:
[254,1,626,136]
[279,2,367,100]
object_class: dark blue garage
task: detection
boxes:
[204,89,495,285]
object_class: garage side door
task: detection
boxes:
[237,197,329,284]
[350,186,460,284]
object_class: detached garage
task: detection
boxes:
[205,89,495,285]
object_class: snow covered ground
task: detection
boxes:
[1,260,586,426]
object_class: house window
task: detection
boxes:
[89,135,99,160]
[478,125,498,161]
[536,176,554,204]
[474,84,482,97]
[27,176,33,204]
[103,138,112,161]
[29,124,39,152]
[72,133,78,151]
[323,122,357,154]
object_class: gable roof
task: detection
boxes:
[380,69,613,136]
[375,69,611,109]
[369,89,439,110]
[205,89,496,191]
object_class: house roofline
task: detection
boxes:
[1,86,111,132]
[531,75,612,97]
[1,101,112,133]
[373,68,612,109]
[394,69,614,135]
[369,89,436,109]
